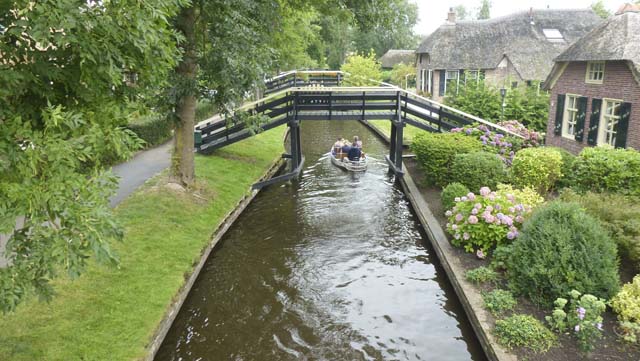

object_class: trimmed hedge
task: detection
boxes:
[127,113,173,148]
[450,151,506,191]
[411,132,483,186]
[569,147,640,196]
[510,147,562,194]
[507,201,619,306]
[546,146,576,189]
[560,190,640,271]
[441,182,469,212]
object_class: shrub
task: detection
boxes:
[490,244,513,271]
[546,146,577,189]
[445,186,536,252]
[611,275,640,343]
[451,124,517,165]
[411,132,483,186]
[560,190,640,271]
[483,289,517,316]
[507,201,620,306]
[465,266,499,284]
[450,151,507,191]
[496,184,544,209]
[341,52,383,86]
[569,146,640,196]
[497,120,543,148]
[494,314,556,353]
[510,147,562,194]
[546,290,606,353]
[127,113,173,148]
[195,100,217,122]
[441,183,470,212]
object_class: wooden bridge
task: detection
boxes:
[194,71,521,189]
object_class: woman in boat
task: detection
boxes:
[352,136,362,149]
[332,137,344,156]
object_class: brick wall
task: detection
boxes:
[546,60,640,154]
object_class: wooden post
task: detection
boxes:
[388,91,404,175]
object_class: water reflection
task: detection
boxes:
[156,120,486,361]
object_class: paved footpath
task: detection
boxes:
[1,142,173,267]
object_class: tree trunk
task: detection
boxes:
[171,5,197,187]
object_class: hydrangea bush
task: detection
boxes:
[452,124,517,165]
[546,290,606,353]
[497,120,543,147]
[445,186,540,253]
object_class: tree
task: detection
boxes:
[591,1,612,19]
[0,0,181,312]
[389,63,417,89]
[477,0,491,20]
[454,5,470,20]
[341,52,383,86]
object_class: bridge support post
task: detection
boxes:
[289,118,303,172]
[386,92,404,176]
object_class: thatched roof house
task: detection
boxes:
[544,5,640,154]
[415,8,603,100]
[379,49,415,69]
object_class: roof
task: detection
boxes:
[378,49,415,68]
[416,9,603,80]
[554,10,640,72]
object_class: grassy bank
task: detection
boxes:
[0,128,285,360]
[367,120,427,143]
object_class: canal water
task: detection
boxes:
[156,121,486,361]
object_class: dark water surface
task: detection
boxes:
[156,121,486,361]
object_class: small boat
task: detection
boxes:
[330,148,367,172]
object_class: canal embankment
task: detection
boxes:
[0,128,286,361]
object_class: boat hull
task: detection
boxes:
[330,153,367,172]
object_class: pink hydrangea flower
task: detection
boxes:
[455,213,463,222]
[515,215,524,223]
[508,207,515,213]
[467,192,476,201]
[479,187,491,196]
[468,215,479,224]
[474,203,482,210]
[463,233,470,240]
[461,196,468,202]
[476,249,486,259]
[452,224,458,230]
[485,205,494,212]
[471,208,478,215]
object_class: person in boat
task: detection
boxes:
[332,137,344,156]
[341,142,352,159]
[347,143,362,161]
[352,136,362,149]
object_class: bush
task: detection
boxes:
[465,266,499,284]
[341,52,383,86]
[445,186,537,252]
[195,100,217,122]
[451,124,517,165]
[560,190,640,271]
[441,183,470,212]
[483,289,517,316]
[497,120,544,148]
[494,314,557,353]
[411,132,483,186]
[510,147,562,194]
[611,275,640,324]
[546,290,606,352]
[546,146,576,189]
[127,113,173,148]
[507,201,620,305]
[490,244,513,271]
[569,146,640,196]
[450,151,507,191]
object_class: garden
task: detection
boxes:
[405,121,640,360]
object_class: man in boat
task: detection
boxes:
[341,142,352,160]
[347,143,362,161]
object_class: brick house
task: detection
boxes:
[544,6,640,153]
[415,8,602,102]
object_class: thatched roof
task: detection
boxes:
[379,49,415,68]
[416,9,603,80]
[555,10,640,72]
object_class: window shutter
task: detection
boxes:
[587,98,602,146]
[439,70,446,96]
[554,94,565,135]
[615,102,632,148]
[479,70,486,80]
[574,96,588,142]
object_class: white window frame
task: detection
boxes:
[586,61,605,84]
[420,69,427,92]
[562,94,580,139]
[598,98,622,146]
[444,70,459,95]
[427,69,433,94]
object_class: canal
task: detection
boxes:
[156,121,486,361]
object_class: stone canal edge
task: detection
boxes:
[144,153,288,361]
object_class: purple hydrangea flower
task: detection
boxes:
[455,213,464,222]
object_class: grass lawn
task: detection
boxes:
[0,128,285,361]
[367,119,429,144]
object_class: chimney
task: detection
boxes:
[615,3,640,15]
[529,7,535,25]
[447,7,456,23]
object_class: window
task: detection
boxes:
[465,70,479,83]
[598,99,622,146]
[586,61,605,84]
[543,29,564,43]
[562,95,580,138]
[445,70,459,94]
